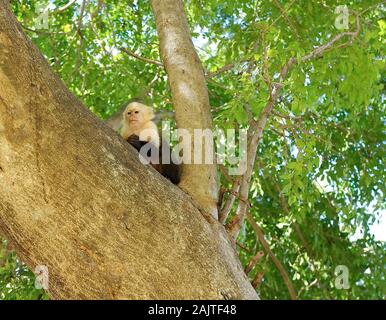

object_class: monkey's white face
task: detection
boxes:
[126,107,142,125]
[124,102,154,128]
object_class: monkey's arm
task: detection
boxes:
[127,134,159,164]
[126,134,180,185]
[139,122,160,148]
[127,134,145,152]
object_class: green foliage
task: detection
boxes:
[3,0,385,300]
[0,239,47,300]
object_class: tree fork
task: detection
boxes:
[0,1,258,299]
[151,0,219,220]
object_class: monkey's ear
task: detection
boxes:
[145,106,155,121]
[123,105,130,117]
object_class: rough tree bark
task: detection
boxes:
[151,0,219,220]
[0,1,258,299]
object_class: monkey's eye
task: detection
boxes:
[134,111,139,114]
[127,112,131,115]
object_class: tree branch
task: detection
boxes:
[244,250,264,275]
[53,0,77,13]
[246,213,297,300]
[151,0,219,218]
[301,14,360,62]
[226,57,295,239]
[226,15,362,240]
[73,0,87,75]
[219,178,241,224]
[270,0,300,40]
[206,62,237,78]
[120,47,164,67]
[76,0,87,38]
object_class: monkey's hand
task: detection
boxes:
[127,134,144,152]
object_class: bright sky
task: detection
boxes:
[370,210,386,241]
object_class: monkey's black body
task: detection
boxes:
[127,134,181,185]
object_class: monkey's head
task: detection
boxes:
[123,102,155,127]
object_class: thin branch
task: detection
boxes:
[219,164,236,184]
[206,77,232,90]
[359,2,385,16]
[206,41,259,79]
[256,160,334,299]
[301,15,360,62]
[76,0,87,38]
[270,0,300,40]
[260,31,271,88]
[272,176,314,258]
[206,62,237,78]
[21,25,66,35]
[138,73,161,103]
[89,23,112,58]
[246,213,297,300]
[251,272,264,289]
[236,241,253,254]
[73,0,87,75]
[226,15,362,240]
[90,0,104,20]
[120,47,164,67]
[88,2,112,59]
[270,126,288,139]
[69,1,161,70]
[245,250,264,275]
[219,178,241,224]
[226,57,295,239]
[298,278,318,297]
[53,0,77,13]
[272,110,303,121]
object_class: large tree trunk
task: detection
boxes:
[0,1,258,299]
[151,0,219,219]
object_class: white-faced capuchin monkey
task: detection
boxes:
[120,101,180,185]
